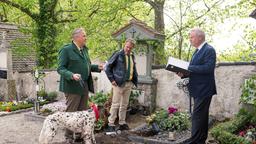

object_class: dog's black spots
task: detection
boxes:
[50,119,57,122]
[40,109,97,144]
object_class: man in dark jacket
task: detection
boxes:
[105,38,138,132]
[177,28,217,144]
[57,28,103,142]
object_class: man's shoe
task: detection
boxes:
[119,124,129,130]
[74,138,84,143]
[105,125,115,132]
[74,133,84,143]
[64,137,74,144]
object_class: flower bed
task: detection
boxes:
[0,100,49,112]
[211,109,256,144]
[0,101,33,112]
[146,106,190,132]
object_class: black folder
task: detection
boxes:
[165,57,190,75]
[0,70,7,79]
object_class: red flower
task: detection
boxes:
[168,106,178,114]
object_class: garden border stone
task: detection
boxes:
[0,107,33,117]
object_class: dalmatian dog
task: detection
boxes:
[39,104,99,144]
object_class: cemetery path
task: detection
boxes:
[0,111,146,144]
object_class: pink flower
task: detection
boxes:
[239,131,245,137]
[168,106,178,114]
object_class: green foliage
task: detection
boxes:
[45,91,58,102]
[89,92,108,107]
[146,109,190,132]
[38,90,47,98]
[3,0,256,66]
[210,109,256,144]
[95,118,104,131]
[240,74,256,106]
[55,0,152,63]
[38,90,57,102]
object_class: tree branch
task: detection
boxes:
[88,0,101,18]
[0,0,37,19]
[168,0,222,38]
[144,0,158,9]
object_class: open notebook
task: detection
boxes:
[165,57,190,75]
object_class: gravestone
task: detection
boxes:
[0,31,17,101]
[112,19,165,113]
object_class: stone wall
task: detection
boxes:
[153,64,255,119]
[0,64,255,118]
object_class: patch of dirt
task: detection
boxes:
[95,132,135,144]
[95,113,146,144]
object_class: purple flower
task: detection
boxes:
[168,106,178,114]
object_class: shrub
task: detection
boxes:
[211,109,256,144]
[90,92,108,106]
[146,107,190,132]
[38,90,47,98]
[45,91,57,102]
[240,74,256,107]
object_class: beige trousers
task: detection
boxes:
[108,82,133,126]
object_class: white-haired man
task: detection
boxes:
[177,28,217,144]
[57,28,103,143]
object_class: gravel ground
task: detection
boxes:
[0,111,65,144]
[0,111,145,144]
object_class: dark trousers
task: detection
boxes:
[64,82,89,139]
[185,95,212,144]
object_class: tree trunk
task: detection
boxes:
[145,0,165,64]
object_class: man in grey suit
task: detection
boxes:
[177,28,217,144]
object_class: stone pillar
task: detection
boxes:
[137,78,158,113]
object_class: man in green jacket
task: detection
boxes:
[57,28,103,143]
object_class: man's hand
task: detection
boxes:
[98,63,104,71]
[72,73,81,81]
[111,81,117,86]
[176,72,184,78]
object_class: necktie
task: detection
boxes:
[191,49,198,63]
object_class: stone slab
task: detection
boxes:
[24,112,46,122]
